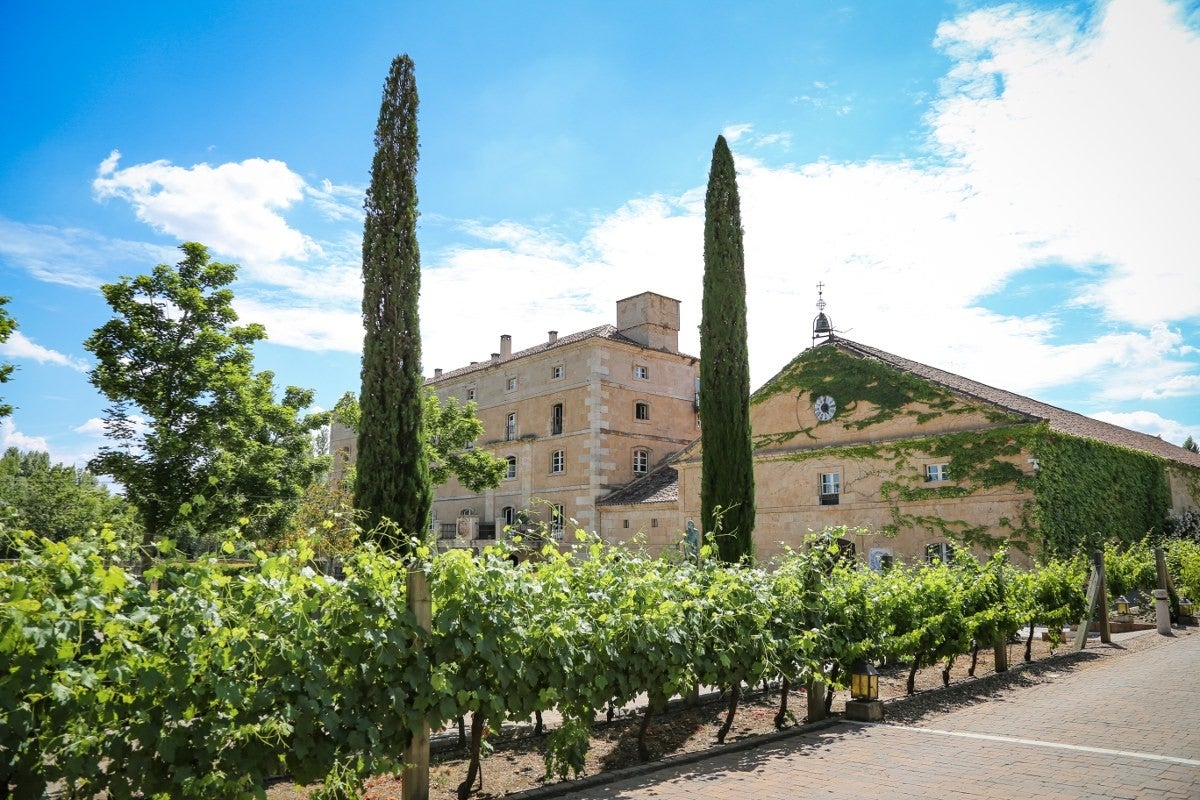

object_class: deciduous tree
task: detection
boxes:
[356,53,432,541]
[84,242,326,556]
[699,134,755,563]
[335,389,505,493]
[0,448,135,546]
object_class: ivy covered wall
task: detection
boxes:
[743,342,1183,560]
[1033,433,1172,558]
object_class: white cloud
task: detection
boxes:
[93,150,317,265]
[0,331,89,372]
[929,0,1200,324]
[233,298,363,353]
[0,218,175,289]
[73,417,107,437]
[0,417,49,454]
[306,179,365,223]
[1090,409,1194,447]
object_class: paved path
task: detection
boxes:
[552,631,1200,799]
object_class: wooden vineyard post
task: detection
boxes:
[403,569,432,800]
[1095,550,1112,644]
[1073,551,1110,652]
[807,677,826,722]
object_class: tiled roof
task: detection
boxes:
[598,465,680,507]
[830,338,1200,470]
[426,325,650,384]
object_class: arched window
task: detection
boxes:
[551,403,563,435]
[635,401,650,421]
[501,506,515,527]
[505,455,517,479]
[633,449,649,474]
[551,449,565,473]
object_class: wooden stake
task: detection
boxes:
[1073,566,1102,652]
[403,569,431,800]
[1095,550,1111,645]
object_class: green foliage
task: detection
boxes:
[0,448,135,549]
[751,344,1010,431]
[1165,539,1200,602]
[357,53,431,543]
[0,296,14,418]
[331,390,505,494]
[699,134,755,563]
[8,522,1130,798]
[1033,433,1172,557]
[1184,436,1198,454]
[1103,539,1159,599]
[84,242,327,556]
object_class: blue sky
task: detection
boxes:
[2,0,1199,472]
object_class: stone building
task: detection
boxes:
[412,291,701,547]
[601,307,1200,566]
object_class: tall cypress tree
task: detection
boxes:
[356,54,432,542]
[700,135,755,563]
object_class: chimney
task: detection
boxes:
[548,330,558,345]
[491,352,500,364]
[500,334,512,361]
[434,368,443,378]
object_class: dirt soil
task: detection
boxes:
[265,628,1192,800]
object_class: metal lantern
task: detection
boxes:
[1115,595,1131,615]
[1180,597,1194,617]
[850,658,879,701]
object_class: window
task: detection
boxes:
[927,542,955,564]
[506,376,517,392]
[633,449,649,474]
[623,519,630,529]
[820,472,841,505]
[505,455,517,479]
[926,464,949,482]
[551,403,563,435]
[635,401,650,421]
[551,504,565,538]
[634,365,649,380]
[551,449,565,473]
[551,365,563,379]
[651,518,659,528]
[505,413,517,441]
[501,506,515,528]
[466,387,476,401]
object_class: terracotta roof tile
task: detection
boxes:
[831,338,1200,470]
[598,465,679,507]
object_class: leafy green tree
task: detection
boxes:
[699,134,755,563]
[0,448,135,545]
[331,389,505,493]
[356,53,432,541]
[84,242,327,556]
[0,296,15,418]
[1185,435,1198,454]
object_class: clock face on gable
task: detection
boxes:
[813,394,837,422]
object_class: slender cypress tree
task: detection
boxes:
[356,54,432,542]
[699,135,755,563]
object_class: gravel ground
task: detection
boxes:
[266,626,1194,800]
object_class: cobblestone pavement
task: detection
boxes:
[550,631,1200,799]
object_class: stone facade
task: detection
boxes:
[420,292,700,546]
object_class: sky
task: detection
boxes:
[2,0,1199,473]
